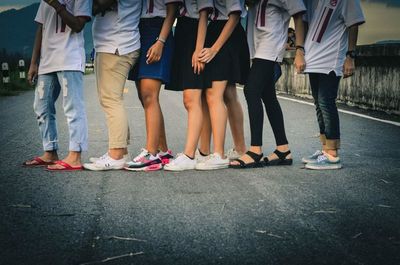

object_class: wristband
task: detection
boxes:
[156,37,166,44]
[295,45,305,52]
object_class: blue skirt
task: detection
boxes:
[129,18,174,84]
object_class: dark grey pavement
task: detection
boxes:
[0,74,399,265]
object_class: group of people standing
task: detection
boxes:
[24,0,365,172]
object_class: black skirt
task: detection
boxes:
[165,16,206,91]
[203,20,250,88]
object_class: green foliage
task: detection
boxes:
[0,70,33,97]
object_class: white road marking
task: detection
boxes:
[276,95,400,127]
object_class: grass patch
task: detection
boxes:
[0,71,34,97]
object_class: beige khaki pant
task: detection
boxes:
[95,51,140,149]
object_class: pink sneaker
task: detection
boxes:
[158,149,174,165]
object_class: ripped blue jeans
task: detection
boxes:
[33,71,88,152]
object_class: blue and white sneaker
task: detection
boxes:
[305,154,342,170]
[301,150,323,164]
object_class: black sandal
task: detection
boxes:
[230,151,264,169]
[264,150,293,166]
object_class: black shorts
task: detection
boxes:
[203,20,250,88]
[165,16,206,91]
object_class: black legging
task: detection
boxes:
[244,58,288,147]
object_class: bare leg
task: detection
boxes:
[199,91,211,155]
[224,84,246,154]
[138,79,164,155]
[206,81,228,157]
[183,89,203,158]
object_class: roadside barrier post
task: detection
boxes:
[19,60,26,80]
[2,62,10,85]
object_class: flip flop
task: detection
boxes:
[46,160,83,171]
[23,157,55,167]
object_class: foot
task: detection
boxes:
[195,153,229,171]
[195,149,209,163]
[23,152,58,166]
[264,149,293,166]
[301,150,323,164]
[84,153,127,171]
[305,153,342,170]
[158,149,174,165]
[226,148,244,160]
[229,151,263,168]
[229,151,262,166]
[164,153,196,171]
[124,151,162,171]
[47,157,82,170]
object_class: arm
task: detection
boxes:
[293,12,306,73]
[343,25,359,78]
[28,24,42,85]
[44,0,90,33]
[198,12,240,63]
[146,3,178,64]
[192,9,209,74]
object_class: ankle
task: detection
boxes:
[43,151,58,160]
[249,146,262,155]
[324,150,338,158]
[276,145,289,152]
[108,148,125,160]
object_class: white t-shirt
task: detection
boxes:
[180,0,213,19]
[141,0,183,18]
[92,1,141,55]
[304,0,365,76]
[247,0,306,62]
[34,0,91,75]
[210,0,247,20]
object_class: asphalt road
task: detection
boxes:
[0,74,399,265]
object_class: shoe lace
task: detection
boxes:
[317,155,328,163]
[133,148,148,162]
[98,153,108,161]
[313,150,322,157]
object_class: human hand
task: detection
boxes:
[198,47,218,64]
[192,50,205,74]
[28,63,38,85]
[146,41,164,64]
[294,49,306,74]
[343,57,355,78]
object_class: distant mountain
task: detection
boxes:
[0,3,93,59]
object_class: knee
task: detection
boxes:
[183,94,199,111]
[223,88,237,105]
[141,91,158,108]
[206,90,219,107]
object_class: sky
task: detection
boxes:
[0,0,399,44]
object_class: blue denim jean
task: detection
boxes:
[33,71,88,152]
[309,72,341,149]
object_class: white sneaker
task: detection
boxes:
[89,153,130,163]
[226,148,242,160]
[84,154,127,171]
[195,149,209,163]
[164,153,196,171]
[195,153,229,170]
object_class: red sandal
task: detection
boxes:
[46,160,83,171]
[23,157,55,167]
